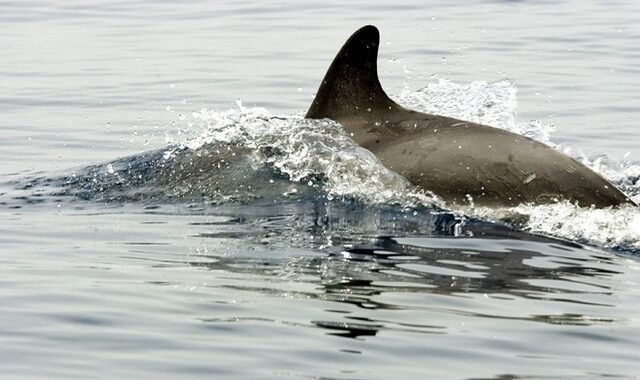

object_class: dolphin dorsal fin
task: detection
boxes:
[305,25,404,122]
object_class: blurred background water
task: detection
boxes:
[1,1,640,379]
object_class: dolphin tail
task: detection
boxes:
[305,25,405,121]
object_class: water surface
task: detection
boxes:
[1,1,640,379]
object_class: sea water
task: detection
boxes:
[1,1,639,379]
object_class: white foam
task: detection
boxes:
[165,102,439,207]
[473,203,640,252]
[395,78,556,143]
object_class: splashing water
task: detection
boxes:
[508,202,640,251]
[164,102,440,207]
[395,79,640,252]
[161,78,638,252]
[396,78,556,143]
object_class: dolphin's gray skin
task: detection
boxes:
[306,25,635,208]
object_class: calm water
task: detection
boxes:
[2,1,640,379]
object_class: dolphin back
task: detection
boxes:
[305,25,636,208]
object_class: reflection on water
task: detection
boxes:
[183,202,623,344]
[1,199,638,379]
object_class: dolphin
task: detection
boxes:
[305,25,635,208]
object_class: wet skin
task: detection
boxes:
[306,25,635,208]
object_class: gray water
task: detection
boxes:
[2,1,640,379]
